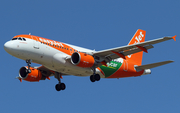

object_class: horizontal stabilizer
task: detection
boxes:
[135,60,174,70]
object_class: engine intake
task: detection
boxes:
[71,52,95,68]
[19,66,42,82]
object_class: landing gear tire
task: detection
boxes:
[94,74,100,81]
[54,72,66,92]
[90,66,101,82]
[26,69,31,73]
[55,84,61,91]
[60,83,66,90]
[90,75,96,82]
[26,60,31,64]
[90,74,100,82]
[55,83,66,91]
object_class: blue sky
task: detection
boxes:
[1,0,180,113]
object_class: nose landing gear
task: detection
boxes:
[25,59,66,92]
[26,59,32,73]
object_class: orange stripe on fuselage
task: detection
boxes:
[13,35,78,56]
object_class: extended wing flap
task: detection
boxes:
[135,60,174,70]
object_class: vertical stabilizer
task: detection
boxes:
[126,29,146,65]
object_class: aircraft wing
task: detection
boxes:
[93,36,176,60]
[37,66,54,77]
[37,66,68,76]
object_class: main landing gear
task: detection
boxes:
[90,67,101,82]
[55,72,66,91]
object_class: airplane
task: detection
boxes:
[4,29,176,91]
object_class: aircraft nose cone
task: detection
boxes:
[4,41,13,53]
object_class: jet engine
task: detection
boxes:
[19,66,42,82]
[71,52,95,68]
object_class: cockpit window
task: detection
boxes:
[18,38,22,40]
[11,37,26,41]
[12,38,17,40]
[22,38,26,41]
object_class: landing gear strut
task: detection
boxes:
[90,67,100,82]
[55,72,66,91]
[26,59,32,73]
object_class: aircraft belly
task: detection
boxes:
[50,52,93,76]
[53,63,93,77]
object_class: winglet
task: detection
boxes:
[172,35,176,41]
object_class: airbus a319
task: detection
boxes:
[4,29,176,91]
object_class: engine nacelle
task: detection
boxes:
[71,52,95,68]
[19,66,42,82]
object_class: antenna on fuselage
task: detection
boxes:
[29,33,31,35]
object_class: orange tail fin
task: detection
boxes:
[126,29,146,66]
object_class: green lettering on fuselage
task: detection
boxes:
[99,61,122,78]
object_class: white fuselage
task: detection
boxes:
[4,37,104,77]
